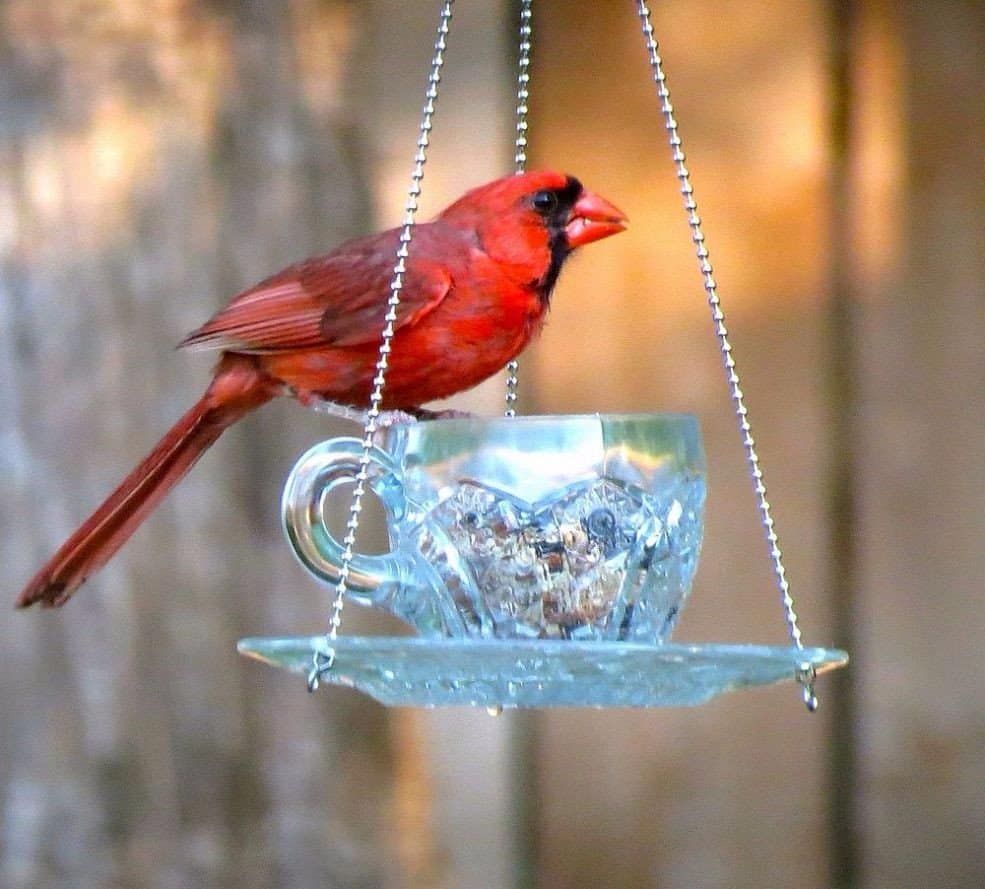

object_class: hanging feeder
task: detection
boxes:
[238,0,848,710]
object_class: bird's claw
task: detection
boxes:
[408,408,475,421]
[295,394,417,428]
[374,410,420,428]
[296,394,471,427]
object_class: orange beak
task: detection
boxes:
[565,189,628,248]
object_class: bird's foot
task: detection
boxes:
[296,395,368,424]
[295,392,471,426]
[408,408,475,421]
[295,392,421,428]
[373,410,420,428]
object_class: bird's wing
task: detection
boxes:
[179,230,453,354]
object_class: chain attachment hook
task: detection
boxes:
[307,647,337,693]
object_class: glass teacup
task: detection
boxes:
[283,414,705,644]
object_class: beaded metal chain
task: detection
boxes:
[636,0,817,710]
[307,1,820,710]
[504,0,533,417]
[307,0,455,691]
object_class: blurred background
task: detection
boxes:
[1,1,981,887]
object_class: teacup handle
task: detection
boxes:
[281,437,405,597]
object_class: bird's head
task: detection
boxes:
[438,170,627,295]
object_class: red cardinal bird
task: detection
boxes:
[16,170,626,609]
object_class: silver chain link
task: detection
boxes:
[635,0,817,710]
[504,0,533,417]
[308,0,455,692]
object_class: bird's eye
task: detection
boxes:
[531,190,558,214]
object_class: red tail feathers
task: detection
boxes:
[17,362,275,609]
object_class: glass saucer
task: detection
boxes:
[237,636,848,709]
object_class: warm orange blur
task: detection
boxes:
[1,2,980,888]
